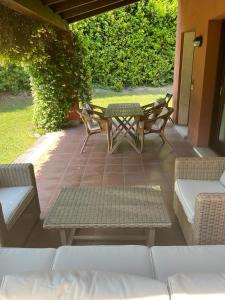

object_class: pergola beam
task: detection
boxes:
[42,0,65,6]
[0,0,69,30]
[67,0,138,22]
[62,0,128,19]
[53,0,99,14]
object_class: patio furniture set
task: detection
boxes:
[1,125,225,298]
[1,156,225,247]
[77,93,174,154]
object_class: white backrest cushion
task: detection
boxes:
[53,245,155,278]
[0,271,169,300]
[151,245,225,283]
[220,170,225,186]
[168,273,225,299]
[0,248,56,283]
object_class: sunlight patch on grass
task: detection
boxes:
[92,93,164,108]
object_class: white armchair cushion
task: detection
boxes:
[168,273,225,299]
[0,271,169,300]
[0,186,34,229]
[175,179,225,224]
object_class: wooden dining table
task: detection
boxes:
[104,102,144,153]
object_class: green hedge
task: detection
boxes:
[0,65,30,94]
[72,0,177,90]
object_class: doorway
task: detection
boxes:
[178,31,195,125]
[210,22,225,155]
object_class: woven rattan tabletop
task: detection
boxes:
[44,186,171,229]
[104,103,144,117]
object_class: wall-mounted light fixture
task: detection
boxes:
[193,36,203,47]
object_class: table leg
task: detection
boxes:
[67,229,76,245]
[145,229,155,247]
[59,229,67,245]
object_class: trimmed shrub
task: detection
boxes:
[72,0,177,90]
[0,65,30,94]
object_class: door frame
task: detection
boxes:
[210,21,225,154]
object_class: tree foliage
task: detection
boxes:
[0,5,91,131]
[72,0,177,90]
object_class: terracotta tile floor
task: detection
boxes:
[25,123,196,248]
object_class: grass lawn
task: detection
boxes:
[0,86,170,163]
[92,87,165,107]
[0,94,36,163]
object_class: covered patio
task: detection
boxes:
[20,122,195,248]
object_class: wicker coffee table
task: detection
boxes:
[44,186,171,246]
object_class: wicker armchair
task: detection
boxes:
[174,157,225,245]
[77,109,112,153]
[0,163,40,247]
[138,107,174,152]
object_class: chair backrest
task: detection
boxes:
[77,109,92,133]
[144,107,174,132]
[165,93,173,107]
[77,108,104,133]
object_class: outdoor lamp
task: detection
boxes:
[193,36,203,47]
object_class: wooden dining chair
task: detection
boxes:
[141,93,173,123]
[138,107,174,152]
[77,108,112,153]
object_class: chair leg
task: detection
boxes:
[160,133,173,149]
[139,131,144,152]
[169,117,174,124]
[80,134,89,153]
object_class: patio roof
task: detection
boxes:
[0,0,140,30]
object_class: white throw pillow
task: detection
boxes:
[168,273,225,300]
[220,170,225,186]
[0,270,169,300]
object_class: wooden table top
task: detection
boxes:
[104,103,144,117]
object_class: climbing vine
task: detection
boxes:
[0,5,91,131]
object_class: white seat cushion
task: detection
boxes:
[53,245,155,278]
[151,245,225,283]
[168,273,225,299]
[0,271,169,300]
[0,248,56,283]
[175,179,225,224]
[0,186,34,229]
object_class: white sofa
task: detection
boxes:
[1,245,225,298]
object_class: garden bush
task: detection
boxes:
[72,0,177,90]
[0,5,91,131]
[0,65,30,94]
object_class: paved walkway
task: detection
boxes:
[26,123,196,247]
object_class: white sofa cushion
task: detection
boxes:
[0,248,56,283]
[0,271,169,300]
[0,186,34,229]
[53,245,155,278]
[220,170,225,186]
[168,273,225,299]
[151,245,225,283]
[175,179,225,223]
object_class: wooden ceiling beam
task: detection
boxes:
[53,0,99,14]
[62,0,133,19]
[0,0,69,30]
[42,0,65,6]
[67,0,139,22]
